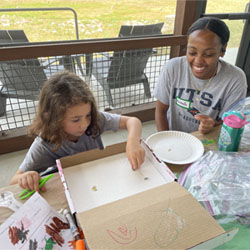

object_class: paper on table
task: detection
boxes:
[0,192,74,250]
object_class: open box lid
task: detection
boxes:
[57,141,237,249]
[77,181,232,249]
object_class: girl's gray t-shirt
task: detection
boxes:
[154,56,247,133]
[19,111,120,173]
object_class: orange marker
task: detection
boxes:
[64,209,86,250]
[75,239,86,250]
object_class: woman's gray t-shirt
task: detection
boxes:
[154,56,247,133]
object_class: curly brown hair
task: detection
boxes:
[29,71,100,149]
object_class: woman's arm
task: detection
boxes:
[155,100,169,131]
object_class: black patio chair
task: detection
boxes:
[0,29,83,116]
[0,30,48,116]
[90,23,164,107]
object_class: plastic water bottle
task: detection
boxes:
[218,111,250,152]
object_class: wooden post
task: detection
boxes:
[170,0,207,58]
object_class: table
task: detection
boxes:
[0,125,223,225]
[167,125,221,173]
[0,173,68,224]
[0,125,249,249]
[1,127,220,224]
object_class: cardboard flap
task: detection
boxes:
[78,182,225,249]
[189,228,238,249]
[59,142,126,168]
[58,141,228,249]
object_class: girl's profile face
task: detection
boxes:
[62,102,91,142]
[186,29,226,80]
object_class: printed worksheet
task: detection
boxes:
[0,192,74,250]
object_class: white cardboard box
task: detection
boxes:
[57,141,237,249]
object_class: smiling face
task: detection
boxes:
[186,29,226,80]
[62,102,92,141]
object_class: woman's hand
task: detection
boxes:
[195,114,215,134]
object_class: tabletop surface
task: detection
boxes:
[167,125,220,173]
[0,126,221,224]
[1,125,248,249]
[0,173,68,224]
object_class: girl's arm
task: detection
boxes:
[119,116,145,170]
[10,137,55,191]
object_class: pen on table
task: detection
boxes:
[18,174,54,200]
[64,209,86,250]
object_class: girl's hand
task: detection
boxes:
[195,114,215,134]
[126,137,145,170]
[17,171,43,192]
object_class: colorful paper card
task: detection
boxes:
[0,192,74,250]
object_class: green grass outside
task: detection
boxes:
[0,0,249,48]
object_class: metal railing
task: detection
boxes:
[0,7,80,40]
[0,35,187,136]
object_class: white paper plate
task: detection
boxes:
[146,131,204,165]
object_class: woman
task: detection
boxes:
[154,17,247,134]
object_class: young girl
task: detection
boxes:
[10,71,145,192]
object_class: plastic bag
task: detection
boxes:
[178,150,250,223]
